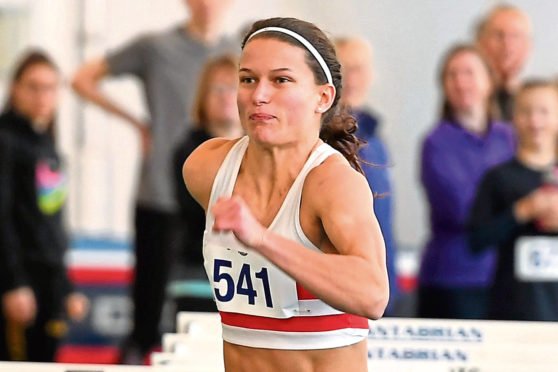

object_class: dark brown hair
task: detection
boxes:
[5,49,59,111]
[241,17,365,174]
[438,43,497,123]
[192,53,238,126]
[4,49,59,136]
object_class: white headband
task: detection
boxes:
[246,26,334,86]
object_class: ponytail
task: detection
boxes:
[319,105,365,174]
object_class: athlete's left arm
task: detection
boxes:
[286,160,389,319]
[211,160,389,319]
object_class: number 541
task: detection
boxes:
[213,259,273,308]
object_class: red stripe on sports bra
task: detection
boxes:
[296,283,318,300]
[219,311,369,332]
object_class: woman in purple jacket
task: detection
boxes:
[418,44,515,319]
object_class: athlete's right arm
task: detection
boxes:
[183,138,236,211]
[71,58,150,153]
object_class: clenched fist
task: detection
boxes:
[211,196,267,249]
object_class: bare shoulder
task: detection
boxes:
[302,153,378,258]
[304,153,373,210]
[182,137,239,211]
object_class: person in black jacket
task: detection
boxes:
[468,80,558,321]
[0,50,88,361]
[172,54,242,307]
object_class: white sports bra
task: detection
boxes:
[203,136,369,350]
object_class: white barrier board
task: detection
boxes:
[175,313,558,368]
[0,362,150,372]
[369,317,558,344]
[176,312,221,336]
[3,315,557,371]
[162,332,223,357]
[2,361,558,372]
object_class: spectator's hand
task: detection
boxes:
[534,189,558,232]
[211,195,267,249]
[514,187,552,223]
[138,124,152,158]
[65,292,90,322]
[2,287,37,326]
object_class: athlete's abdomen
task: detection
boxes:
[223,339,368,372]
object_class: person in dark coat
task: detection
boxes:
[0,50,88,362]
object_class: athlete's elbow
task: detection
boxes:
[366,293,389,320]
[361,283,389,320]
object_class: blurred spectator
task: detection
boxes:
[72,0,236,364]
[0,50,88,362]
[418,44,515,319]
[172,54,242,282]
[468,80,558,321]
[335,37,378,137]
[476,4,532,122]
[335,36,398,314]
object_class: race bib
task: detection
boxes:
[515,236,558,281]
[203,232,299,318]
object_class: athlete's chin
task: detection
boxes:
[248,127,283,145]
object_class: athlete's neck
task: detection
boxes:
[240,137,321,202]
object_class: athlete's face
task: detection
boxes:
[514,87,558,151]
[11,63,59,127]
[237,38,330,146]
[443,51,492,115]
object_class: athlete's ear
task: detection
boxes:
[315,84,335,114]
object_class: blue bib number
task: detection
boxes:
[213,259,273,308]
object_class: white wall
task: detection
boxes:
[2,0,557,248]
